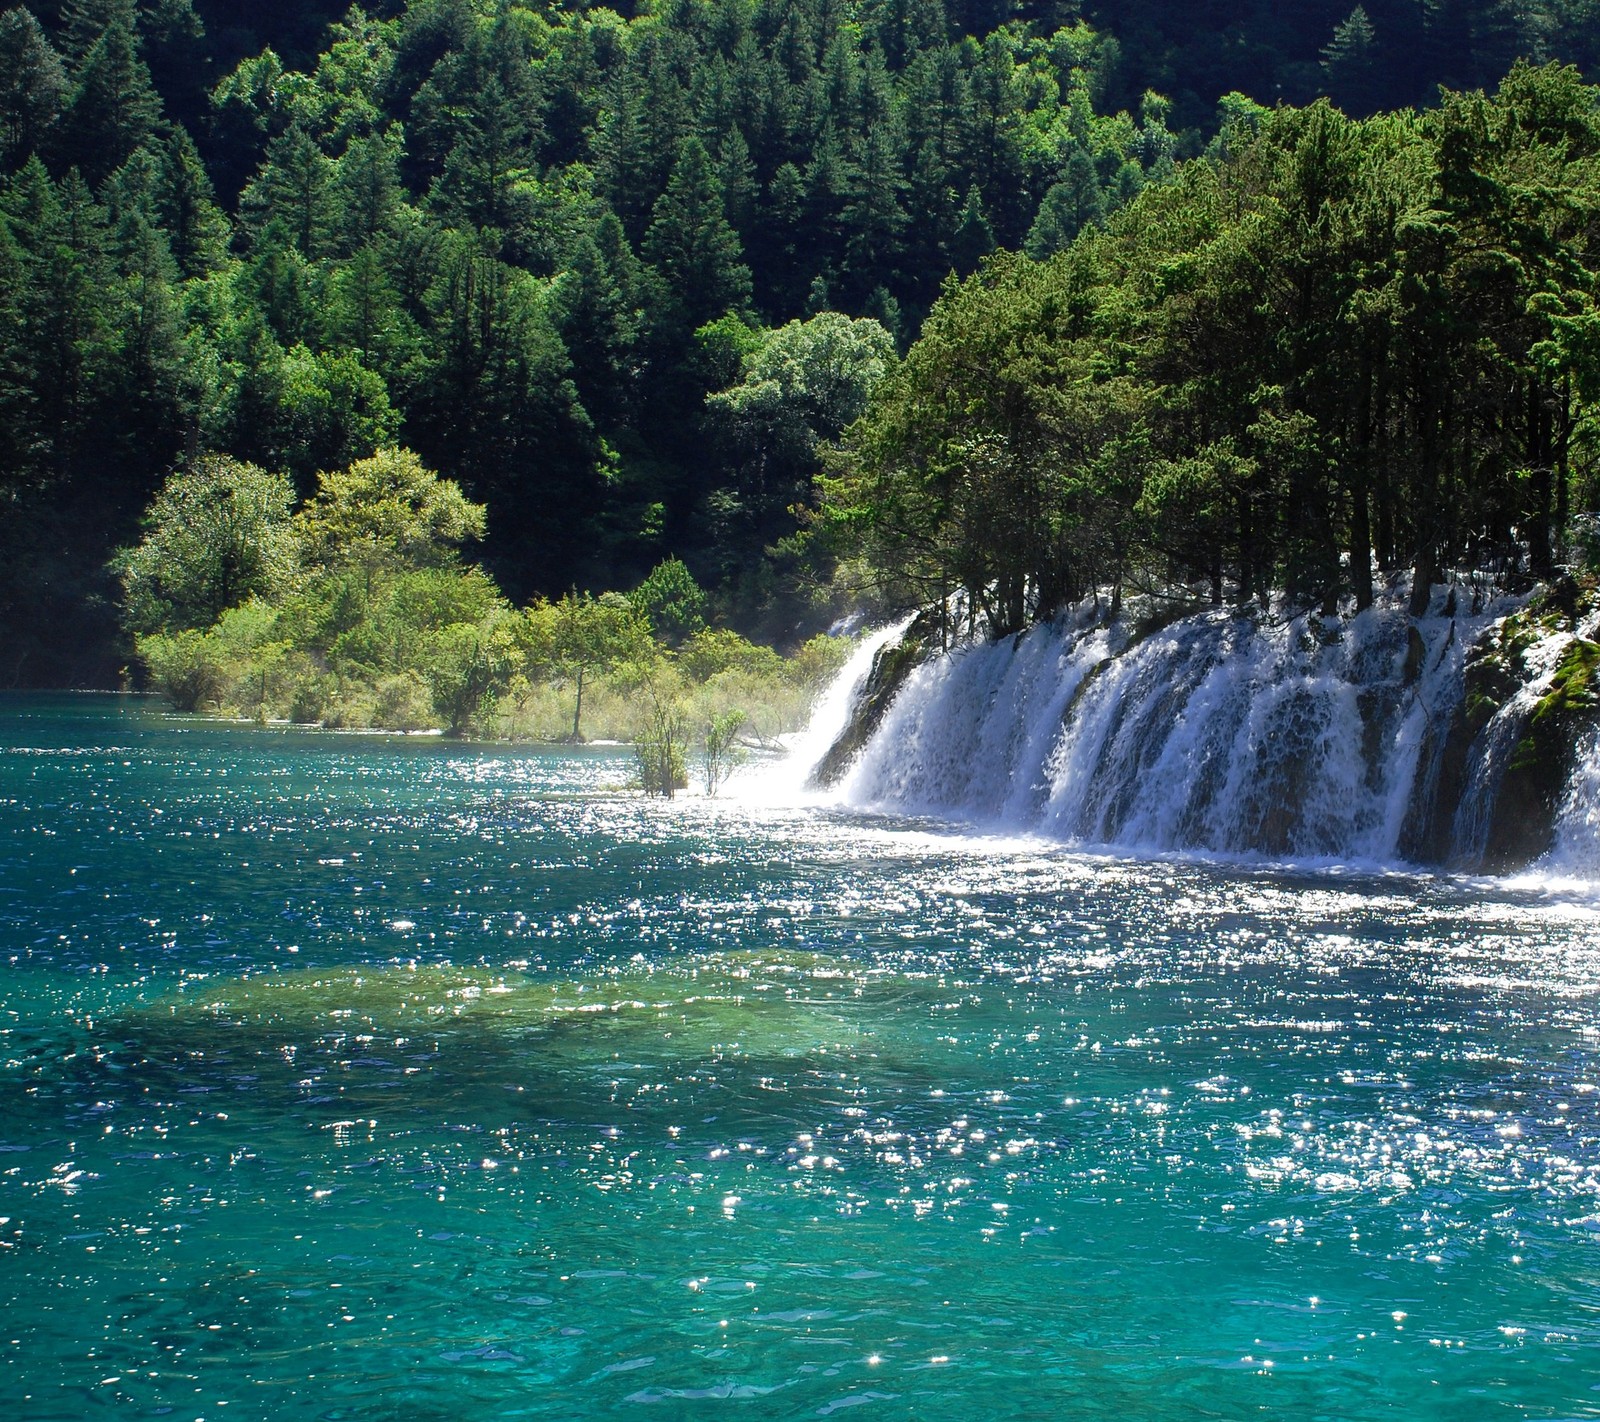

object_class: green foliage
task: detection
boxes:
[122,447,510,734]
[701,708,747,797]
[633,664,689,797]
[424,609,520,736]
[678,627,785,683]
[9,0,1600,682]
[115,455,297,635]
[135,626,228,711]
[0,9,66,172]
[532,588,653,740]
[631,556,708,646]
[703,311,897,588]
[830,66,1600,625]
[295,446,485,574]
[0,0,1219,678]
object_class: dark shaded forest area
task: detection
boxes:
[0,0,1596,684]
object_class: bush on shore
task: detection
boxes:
[121,449,855,760]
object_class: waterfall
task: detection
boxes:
[754,617,913,800]
[802,589,1537,867]
[1543,728,1600,877]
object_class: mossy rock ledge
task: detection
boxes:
[1460,575,1600,871]
[808,608,945,788]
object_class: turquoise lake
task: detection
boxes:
[2,695,1599,1420]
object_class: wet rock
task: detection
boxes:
[1449,574,1600,871]
[1480,637,1600,871]
[808,607,943,787]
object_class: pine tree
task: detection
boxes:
[949,184,994,275]
[54,6,162,186]
[0,213,40,492]
[803,124,849,278]
[643,136,752,335]
[58,0,122,61]
[0,8,67,172]
[717,126,758,239]
[1025,150,1104,260]
[4,161,116,477]
[320,242,421,390]
[553,217,639,432]
[753,159,808,314]
[241,123,336,260]
[334,128,404,254]
[1321,7,1382,116]
[242,221,314,348]
[107,202,192,475]
[840,117,907,305]
[593,65,656,240]
[153,129,226,276]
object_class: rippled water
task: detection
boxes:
[3,696,1600,1420]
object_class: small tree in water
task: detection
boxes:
[701,709,746,796]
[635,677,688,796]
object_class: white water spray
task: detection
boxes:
[811,590,1528,866]
[747,617,913,801]
[1545,727,1600,877]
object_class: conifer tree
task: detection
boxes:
[1026,149,1104,259]
[0,8,67,171]
[643,136,752,335]
[55,4,162,185]
[333,128,404,254]
[241,122,337,259]
[949,183,994,275]
[1322,7,1382,116]
[153,129,225,276]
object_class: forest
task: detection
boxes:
[827,62,1600,633]
[1,0,1599,688]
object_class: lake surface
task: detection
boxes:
[2,695,1599,1420]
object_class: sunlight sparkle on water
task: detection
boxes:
[1,697,1599,1420]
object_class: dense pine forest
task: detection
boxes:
[2,0,1599,687]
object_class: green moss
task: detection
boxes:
[1511,638,1600,774]
[1536,638,1600,720]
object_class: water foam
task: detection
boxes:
[798,590,1539,869]
[735,617,913,803]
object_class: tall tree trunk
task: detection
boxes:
[1527,380,1553,580]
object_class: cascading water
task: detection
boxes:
[805,588,1554,868]
[751,616,913,800]
[1544,727,1600,876]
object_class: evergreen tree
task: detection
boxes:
[0,8,68,171]
[58,0,121,60]
[241,122,336,259]
[333,128,405,254]
[840,115,907,305]
[553,215,640,432]
[949,183,994,274]
[54,4,163,185]
[642,136,752,335]
[153,128,226,276]
[717,125,758,238]
[1322,7,1382,116]
[1025,149,1104,259]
